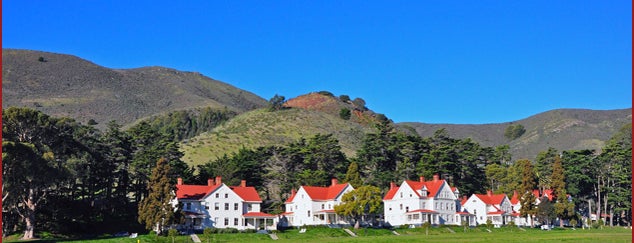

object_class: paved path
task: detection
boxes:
[343,228,357,237]
[190,234,201,243]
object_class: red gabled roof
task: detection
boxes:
[230,186,262,202]
[533,189,554,201]
[474,192,506,205]
[301,183,350,201]
[510,191,520,205]
[383,176,456,201]
[176,184,221,200]
[383,186,399,200]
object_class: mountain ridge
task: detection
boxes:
[2,48,268,129]
[3,49,630,163]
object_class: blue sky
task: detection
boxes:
[3,1,631,124]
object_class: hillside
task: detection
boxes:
[181,107,377,166]
[398,108,632,161]
[2,49,267,129]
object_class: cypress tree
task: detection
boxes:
[138,158,175,234]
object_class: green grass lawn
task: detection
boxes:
[4,226,632,243]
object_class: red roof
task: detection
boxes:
[383,176,451,200]
[316,209,336,213]
[383,186,399,200]
[176,184,221,200]
[230,186,262,202]
[300,183,350,201]
[406,209,438,214]
[243,212,276,218]
[474,192,506,205]
[533,189,553,201]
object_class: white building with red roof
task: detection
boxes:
[173,176,276,231]
[383,174,469,226]
[282,178,354,226]
[461,190,512,226]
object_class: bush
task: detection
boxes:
[317,91,334,97]
[339,95,351,103]
[339,108,351,120]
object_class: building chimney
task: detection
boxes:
[177,178,183,185]
[390,182,396,189]
[419,176,425,183]
[331,178,338,186]
[433,174,439,181]
[241,180,246,187]
[208,179,214,186]
[215,176,222,185]
[487,190,492,196]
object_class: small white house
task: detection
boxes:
[383,174,471,226]
[174,176,276,231]
[461,190,512,226]
[282,178,354,226]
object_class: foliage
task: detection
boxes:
[343,161,363,188]
[138,158,176,234]
[339,94,351,103]
[339,108,351,120]
[268,94,286,111]
[334,185,382,223]
[517,159,537,226]
[504,124,526,140]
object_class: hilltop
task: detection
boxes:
[398,108,632,161]
[2,49,267,129]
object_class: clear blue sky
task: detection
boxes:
[3,1,631,124]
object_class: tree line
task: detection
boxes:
[2,107,631,239]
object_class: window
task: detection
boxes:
[409,194,412,198]
[215,193,219,198]
[400,192,403,198]
[308,210,311,217]
[399,204,403,210]
[234,203,239,210]
[224,218,229,226]
[224,203,229,210]
[405,206,409,212]
[413,214,419,220]
[186,203,191,210]
[234,218,239,226]
[225,193,228,198]
[214,217,219,225]
[321,204,325,209]
[214,202,219,210]
[407,215,412,220]
[247,204,253,211]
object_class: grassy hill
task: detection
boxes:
[398,108,632,161]
[181,107,377,166]
[2,49,267,129]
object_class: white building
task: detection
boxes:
[174,176,276,231]
[383,174,473,226]
[282,179,354,226]
[461,190,512,226]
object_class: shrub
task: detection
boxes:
[339,95,351,103]
[339,108,351,120]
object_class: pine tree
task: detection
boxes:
[138,158,176,234]
[552,155,574,227]
[517,159,537,227]
[344,161,363,188]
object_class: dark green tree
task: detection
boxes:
[517,159,538,227]
[268,94,286,111]
[138,158,176,234]
[339,108,352,120]
[504,124,526,140]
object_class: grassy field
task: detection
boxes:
[4,226,631,243]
